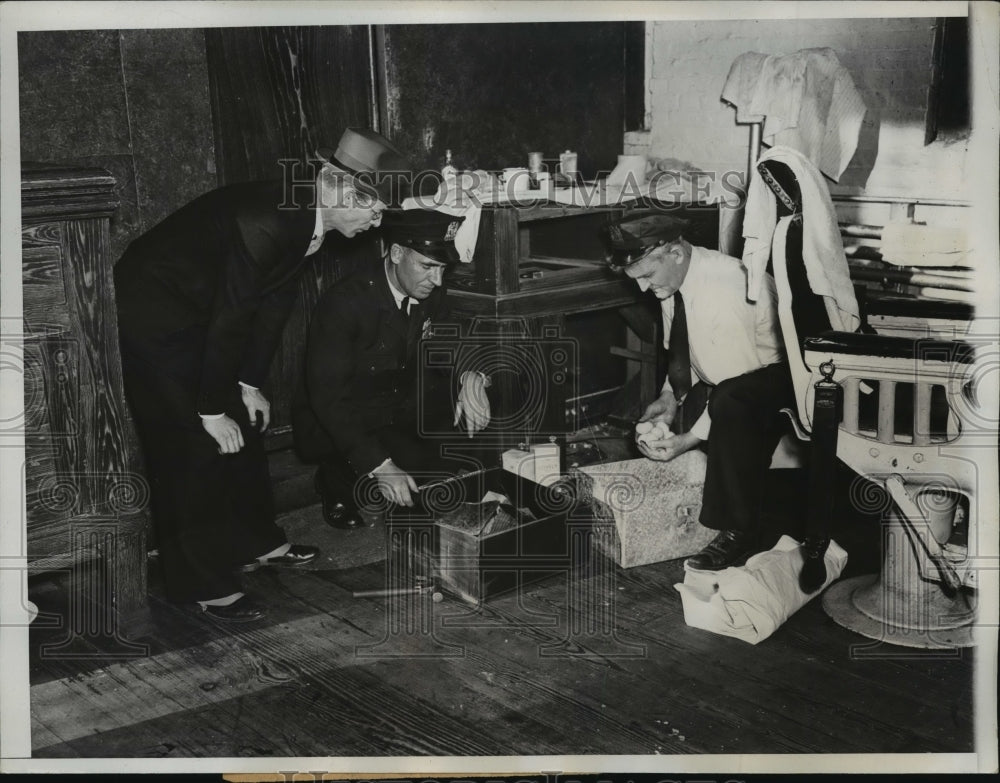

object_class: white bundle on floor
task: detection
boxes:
[674,535,848,644]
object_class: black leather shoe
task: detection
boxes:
[314,471,365,529]
[322,499,365,529]
[196,596,265,623]
[685,529,759,571]
[798,536,831,593]
[238,544,320,573]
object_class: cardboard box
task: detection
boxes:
[388,468,580,605]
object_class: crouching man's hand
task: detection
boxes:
[371,459,418,507]
[638,391,678,430]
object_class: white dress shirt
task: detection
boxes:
[661,244,784,441]
[384,260,418,314]
[305,206,325,257]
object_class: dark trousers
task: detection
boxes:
[700,363,796,533]
[672,382,711,437]
[121,328,286,603]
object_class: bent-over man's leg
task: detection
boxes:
[122,332,286,603]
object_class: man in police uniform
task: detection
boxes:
[293,209,491,528]
[605,213,792,571]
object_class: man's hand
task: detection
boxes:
[371,459,418,507]
[454,371,491,437]
[202,415,245,454]
[638,391,678,428]
[241,385,271,432]
[637,430,701,462]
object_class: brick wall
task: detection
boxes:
[626,17,969,201]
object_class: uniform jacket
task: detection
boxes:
[114,180,315,415]
[293,263,449,476]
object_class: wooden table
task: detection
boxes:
[443,198,720,453]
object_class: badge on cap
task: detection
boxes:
[444,221,461,242]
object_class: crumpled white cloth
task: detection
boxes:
[674,535,848,644]
[721,48,867,181]
[742,145,860,333]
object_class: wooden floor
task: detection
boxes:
[27,482,977,759]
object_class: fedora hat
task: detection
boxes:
[317,127,412,206]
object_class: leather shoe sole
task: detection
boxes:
[685,530,760,571]
[314,473,366,529]
[238,544,320,573]
[195,597,265,623]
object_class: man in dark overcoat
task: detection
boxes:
[293,209,492,528]
[114,128,410,621]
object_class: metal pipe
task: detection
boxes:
[848,265,974,292]
[848,256,973,279]
[839,223,883,239]
[367,25,380,132]
[919,287,974,303]
[830,194,971,208]
[352,586,430,598]
[747,122,762,185]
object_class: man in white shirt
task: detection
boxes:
[606,213,794,570]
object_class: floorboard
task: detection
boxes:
[26,457,977,760]
[29,544,976,758]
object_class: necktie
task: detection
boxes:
[399,298,409,318]
[666,291,691,399]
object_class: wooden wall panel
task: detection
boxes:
[18,31,216,547]
[205,26,373,181]
[21,168,149,631]
[62,216,134,514]
[23,337,84,528]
